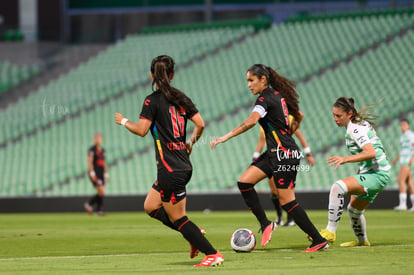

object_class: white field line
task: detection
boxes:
[0,244,413,262]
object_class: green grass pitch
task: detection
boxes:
[1,210,413,274]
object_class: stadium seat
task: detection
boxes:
[1,13,413,196]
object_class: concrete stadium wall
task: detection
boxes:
[0,190,405,213]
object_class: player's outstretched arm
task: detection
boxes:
[115,112,151,137]
[211,112,261,149]
[327,143,376,170]
[187,113,205,155]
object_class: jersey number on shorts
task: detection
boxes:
[169,106,185,138]
[281,98,289,126]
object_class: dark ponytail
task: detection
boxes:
[151,55,196,113]
[333,97,379,126]
[247,64,300,122]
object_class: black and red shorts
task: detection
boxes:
[89,172,105,187]
[251,151,299,189]
[152,169,192,204]
[251,152,272,178]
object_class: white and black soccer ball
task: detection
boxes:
[230,228,256,252]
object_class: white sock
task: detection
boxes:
[347,205,368,244]
[399,192,407,207]
[326,180,348,233]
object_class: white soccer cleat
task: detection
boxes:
[393,205,407,211]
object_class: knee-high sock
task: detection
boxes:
[238,182,270,231]
[174,216,216,255]
[89,195,98,207]
[347,205,368,243]
[96,195,104,211]
[282,200,325,244]
[327,180,348,232]
[399,192,407,207]
[271,194,283,218]
[149,207,177,231]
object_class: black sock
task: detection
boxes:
[173,216,216,255]
[96,195,104,211]
[282,200,325,244]
[149,207,177,231]
[238,182,271,231]
[271,194,283,218]
[89,195,98,207]
[286,213,294,223]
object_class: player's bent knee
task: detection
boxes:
[144,201,158,214]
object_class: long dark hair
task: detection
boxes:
[333,97,378,126]
[247,64,300,122]
[150,55,196,112]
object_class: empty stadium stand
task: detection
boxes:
[1,10,413,197]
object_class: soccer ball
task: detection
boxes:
[230,228,256,252]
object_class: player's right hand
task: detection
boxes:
[89,175,97,183]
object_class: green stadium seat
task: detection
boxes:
[1,14,413,196]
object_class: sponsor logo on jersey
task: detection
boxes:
[167,142,187,151]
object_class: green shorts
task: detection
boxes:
[352,170,390,203]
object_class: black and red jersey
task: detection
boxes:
[139,91,199,172]
[88,145,105,176]
[253,87,300,157]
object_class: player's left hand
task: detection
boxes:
[115,112,125,125]
[306,155,315,166]
[327,156,346,170]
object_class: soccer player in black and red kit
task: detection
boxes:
[211,64,328,252]
[85,133,108,216]
[115,55,223,267]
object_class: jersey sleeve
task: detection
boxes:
[252,92,270,118]
[349,124,370,148]
[184,96,199,119]
[139,95,156,122]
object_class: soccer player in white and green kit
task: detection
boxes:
[319,97,391,247]
[392,119,414,211]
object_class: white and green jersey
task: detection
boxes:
[345,120,391,173]
[399,129,414,165]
